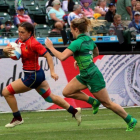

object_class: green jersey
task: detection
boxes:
[116,0,131,20]
[68,34,97,71]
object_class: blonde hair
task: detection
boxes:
[114,14,121,20]
[97,0,106,6]
[136,1,140,6]
[71,17,105,33]
[135,1,140,11]
[52,0,60,6]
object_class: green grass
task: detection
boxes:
[0,107,140,140]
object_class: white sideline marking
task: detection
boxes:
[0,106,140,114]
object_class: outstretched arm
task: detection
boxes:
[45,37,73,61]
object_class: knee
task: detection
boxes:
[2,88,10,97]
[62,90,68,97]
[62,89,71,98]
[55,22,63,30]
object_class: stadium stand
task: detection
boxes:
[35,23,52,37]
[22,1,46,24]
[22,0,35,6]
[10,25,18,38]
[0,0,6,5]
[34,0,47,14]
[5,0,16,16]
[0,0,135,41]
[36,28,51,38]
[89,1,97,10]
[0,0,9,13]
[0,12,11,24]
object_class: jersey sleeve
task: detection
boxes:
[67,40,80,53]
[32,40,47,56]
[125,0,131,7]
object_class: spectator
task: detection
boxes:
[94,0,108,16]
[46,0,74,12]
[105,3,116,22]
[116,0,132,22]
[0,21,14,38]
[48,0,65,28]
[48,22,62,37]
[133,1,140,17]
[135,1,140,12]
[109,14,124,35]
[68,0,75,12]
[68,4,84,25]
[14,6,37,27]
[80,0,94,18]
[128,11,140,33]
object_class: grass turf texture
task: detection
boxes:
[0,107,140,140]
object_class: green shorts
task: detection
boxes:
[76,63,106,93]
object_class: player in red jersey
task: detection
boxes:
[2,22,81,128]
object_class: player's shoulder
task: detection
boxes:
[31,37,42,46]
[71,39,81,46]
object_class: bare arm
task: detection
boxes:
[94,7,106,16]
[126,6,132,19]
[43,51,58,81]
[93,47,99,58]
[50,13,62,22]
[45,38,73,61]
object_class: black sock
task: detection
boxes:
[13,111,22,120]
[67,106,77,116]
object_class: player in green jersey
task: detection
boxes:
[45,17,137,131]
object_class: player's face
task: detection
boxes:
[18,26,32,41]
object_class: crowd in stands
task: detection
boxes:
[0,0,140,38]
[14,6,37,27]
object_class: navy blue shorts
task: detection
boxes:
[21,68,45,89]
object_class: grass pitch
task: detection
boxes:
[0,107,140,140]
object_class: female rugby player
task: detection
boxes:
[3,22,81,128]
[45,17,137,131]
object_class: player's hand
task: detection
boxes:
[45,37,53,49]
[51,72,59,81]
[3,44,14,55]
[74,61,78,70]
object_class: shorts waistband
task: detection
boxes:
[23,70,36,73]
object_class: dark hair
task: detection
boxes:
[5,21,12,26]
[71,17,92,33]
[47,0,54,7]
[18,22,35,36]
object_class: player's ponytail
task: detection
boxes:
[71,17,92,33]
[71,17,105,33]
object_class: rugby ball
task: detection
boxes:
[8,42,21,60]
